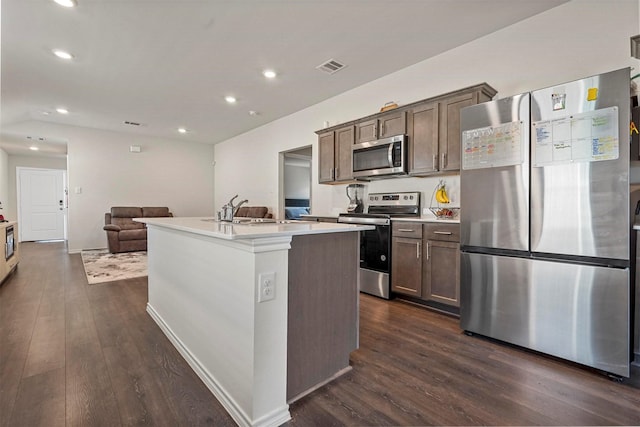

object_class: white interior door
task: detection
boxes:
[18,168,66,241]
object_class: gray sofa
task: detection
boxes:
[103,206,172,253]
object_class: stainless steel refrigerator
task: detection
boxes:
[460,68,632,377]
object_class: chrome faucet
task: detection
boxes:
[220,195,248,221]
[233,199,248,217]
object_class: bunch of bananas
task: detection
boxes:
[435,182,450,204]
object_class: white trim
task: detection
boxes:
[146,303,291,427]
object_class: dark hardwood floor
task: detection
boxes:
[1,242,639,426]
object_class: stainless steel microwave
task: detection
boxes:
[352,134,407,179]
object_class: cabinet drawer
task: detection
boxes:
[392,222,423,238]
[423,223,459,242]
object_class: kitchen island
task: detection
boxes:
[136,217,372,427]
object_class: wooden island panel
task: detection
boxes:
[287,232,359,402]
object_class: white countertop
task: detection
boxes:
[392,216,460,224]
[301,214,459,224]
[136,217,373,240]
[299,214,339,219]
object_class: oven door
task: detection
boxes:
[359,224,392,299]
[360,225,390,273]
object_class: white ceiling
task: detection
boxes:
[1,0,568,158]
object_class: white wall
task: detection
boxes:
[214,0,640,217]
[6,121,215,252]
[67,128,214,252]
[284,163,310,199]
[0,148,8,218]
[6,155,67,222]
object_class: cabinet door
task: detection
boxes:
[407,102,439,175]
[335,125,354,181]
[439,91,476,171]
[318,131,335,183]
[356,119,378,143]
[391,237,422,297]
[379,110,406,138]
[424,240,460,307]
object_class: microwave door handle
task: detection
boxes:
[387,143,394,167]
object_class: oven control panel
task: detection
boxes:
[367,192,420,207]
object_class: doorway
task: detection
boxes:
[17,167,67,242]
[280,146,312,219]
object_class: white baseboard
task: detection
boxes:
[146,303,291,427]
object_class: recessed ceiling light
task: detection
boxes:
[56,107,69,114]
[52,49,74,60]
[262,69,277,79]
[29,146,40,151]
[248,110,259,116]
[225,96,237,104]
[178,127,187,134]
[53,0,77,7]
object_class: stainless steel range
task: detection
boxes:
[338,192,420,299]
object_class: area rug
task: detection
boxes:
[81,249,147,285]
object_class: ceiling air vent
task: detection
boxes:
[316,59,346,74]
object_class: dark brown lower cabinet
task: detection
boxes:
[422,223,460,312]
[391,237,422,297]
[423,240,460,307]
[390,221,460,314]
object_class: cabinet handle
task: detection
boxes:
[442,152,447,168]
[433,231,452,235]
[426,241,430,260]
[433,154,437,168]
[397,228,415,232]
[416,241,421,259]
[381,123,384,135]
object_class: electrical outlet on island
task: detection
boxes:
[258,272,276,302]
